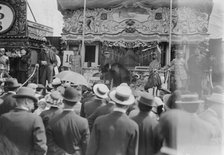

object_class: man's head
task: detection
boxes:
[62,87,81,107]
[0,48,5,56]
[13,87,38,111]
[72,47,79,55]
[137,92,155,112]
[4,78,21,92]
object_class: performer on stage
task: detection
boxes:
[69,47,82,74]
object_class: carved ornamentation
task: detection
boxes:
[62,7,209,36]
[1,0,27,36]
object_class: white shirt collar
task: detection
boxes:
[113,107,126,113]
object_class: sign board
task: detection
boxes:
[0,3,15,34]
[63,50,73,67]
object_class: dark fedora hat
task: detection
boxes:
[137,92,156,107]
[4,78,21,88]
[63,87,81,103]
[13,87,38,103]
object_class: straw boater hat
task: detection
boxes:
[93,83,109,99]
[13,87,38,103]
[52,78,61,86]
[109,84,135,105]
[137,92,156,107]
[175,94,204,104]
[27,83,38,90]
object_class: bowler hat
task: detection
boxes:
[63,87,81,103]
[93,83,109,99]
[4,78,21,88]
[109,85,135,105]
[137,92,156,107]
[13,87,38,103]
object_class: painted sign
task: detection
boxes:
[63,50,73,67]
[0,3,15,34]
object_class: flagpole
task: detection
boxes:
[168,0,173,65]
[81,0,87,71]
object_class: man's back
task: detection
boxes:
[47,111,90,154]
[87,111,139,155]
[0,108,47,155]
[84,98,105,117]
[0,92,17,115]
[132,112,159,155]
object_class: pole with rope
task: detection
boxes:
[81,0,87,74]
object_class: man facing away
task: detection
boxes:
[46,87,90,155]
[87,84,139,155]
[131,92,160,155]
[0,87,47,155]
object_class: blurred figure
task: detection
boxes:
[33,98,49,115]
[81,83,109,117]
[131,92,160,155]
[155,94,215,155]
[69,46,82,73]
[46,87,90,155]
[0,64,11,85]
[87,85,138,155]
[0,87,47,155]
[0,48,9,72]
[0,78,20,116]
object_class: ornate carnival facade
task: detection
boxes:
[58,0,213,91]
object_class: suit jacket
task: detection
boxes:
[86,111,139,155]
[0,108,47,155]
[83,97,105,117]
[87,103,115,131]
[156,109,214,151]
[0,91,17,116]
[40,107,62,127]
[131,111,159,155]
[46,110,90,155]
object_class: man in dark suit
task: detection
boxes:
[46,87,90,155]
[0,87,47,155]
[82,83,109,117]
[87,84,139,155]
[0,78,20,115]
[88,100,115,131]
[131,92,160,155]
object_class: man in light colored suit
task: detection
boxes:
[87,84,139,155]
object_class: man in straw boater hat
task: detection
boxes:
[155,94,215,155]
[0,78,21,115]
[87,84,139,155]
[131,92,161,155]
[46,87,90,155]
[81,83,109,118]
[0,87,47,155]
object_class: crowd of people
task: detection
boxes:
[0,74,223,155]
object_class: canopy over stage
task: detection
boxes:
[57,0,213,13]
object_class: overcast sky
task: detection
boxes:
[27,0,63,36]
